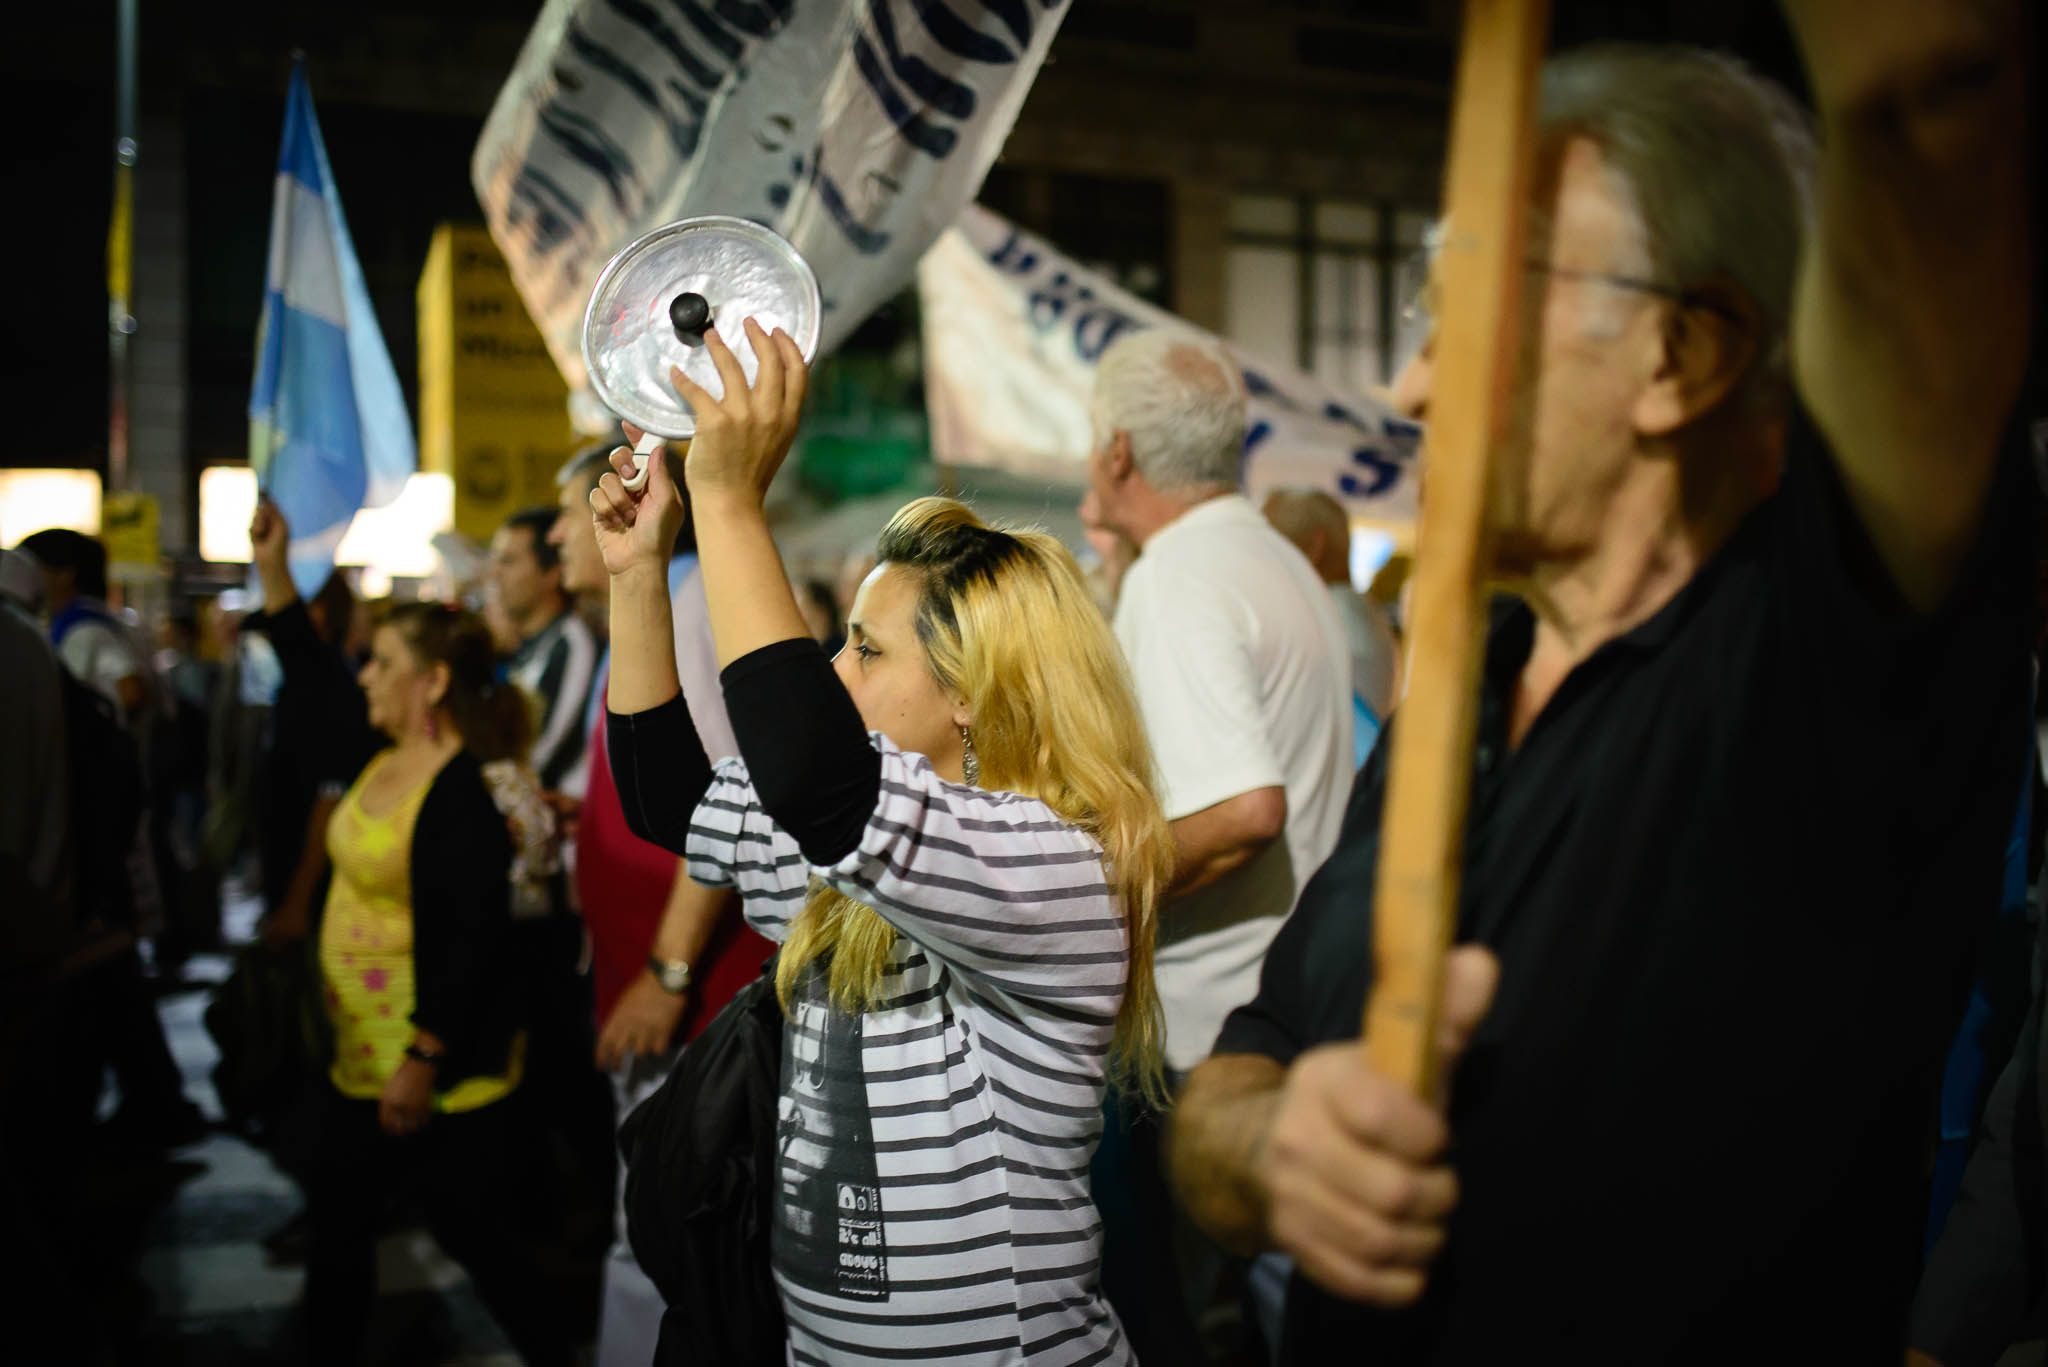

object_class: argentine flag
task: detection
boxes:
[248,61,414,596]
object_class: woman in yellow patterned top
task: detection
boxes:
[302,602,571,1367]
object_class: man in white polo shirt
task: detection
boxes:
[1084,328,1352,1355]
[1090,330,1352,1070]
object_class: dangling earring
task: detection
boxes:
[425,710,440,744]
[960,725,979,787]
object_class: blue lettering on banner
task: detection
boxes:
[911,0,1019,62]
[843,0,1051,162]
[811,2,1062,256]
[1383,414,1423,444]
[985,230,1039,275]
[1320,400,1378,440]
[507,164,585,256]
[980,0,1033,50]
[1072,307,1134,361]
[1341,446,1403,497]
[1018,267,1142,361]
[811,165,894,254]
[567,15,702,162]
[503,0,770,263]
[868,1,977,119]
[1242,419,1273,454]
[601,0,720,103]
[851,30,963,155]
[535,102,641,217]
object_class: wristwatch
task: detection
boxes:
[649,955,693,995]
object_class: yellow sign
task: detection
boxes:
[418,224,576,544]
[101,490,159,569]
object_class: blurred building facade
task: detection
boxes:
[4,0,1803,560]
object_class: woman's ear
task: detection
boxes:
[951,694,972,731]
[426,661,451,709]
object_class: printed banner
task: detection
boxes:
[919,205,1422,524]
[472,0,1069,411]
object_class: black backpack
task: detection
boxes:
[619,954,787,1366]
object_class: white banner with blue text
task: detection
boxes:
[473,0,1068,407]
[918,204,1422,524]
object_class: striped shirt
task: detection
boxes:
[685,734,1134,1366]
[507,608,600,793]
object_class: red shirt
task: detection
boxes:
[577,699,772,1040]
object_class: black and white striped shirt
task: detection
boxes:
[507,608,599,794]
[686,735,1134,1366]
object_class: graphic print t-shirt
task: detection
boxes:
[684,737,1137,1366]
[777,961,889,1300]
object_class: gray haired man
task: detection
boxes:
[1087,329,1354,1079]
[1171,11,2036,1363]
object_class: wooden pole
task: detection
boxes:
[1362,0,1548,1100]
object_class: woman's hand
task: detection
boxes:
[379,1057,436,1137]
[589,422,685,579]
[665,318,809,509]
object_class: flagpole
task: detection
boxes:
[107,0,137,494]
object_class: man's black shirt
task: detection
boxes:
[1215,404,2037,1363]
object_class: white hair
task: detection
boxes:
[1090,330,1247,494]
[1540,45,1817,412]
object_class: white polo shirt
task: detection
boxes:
[1113,493,1352,1071]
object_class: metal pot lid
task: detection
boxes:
[581,215,823,441]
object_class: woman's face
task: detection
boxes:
[357,624,440,738]
[833,564,967,780]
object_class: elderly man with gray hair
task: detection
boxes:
[1169,10,2037,1364]
[1088,329,1354,1076]
[1083,327,1353,1354]
[1263,487,1401,763]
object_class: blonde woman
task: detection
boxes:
[592,319,1170,1365]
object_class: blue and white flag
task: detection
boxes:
[249,62,416,595]
[919,206,1423,526]
[472,0,1068,411]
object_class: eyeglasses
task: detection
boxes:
[1399,258,1746,334]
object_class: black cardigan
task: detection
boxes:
[403,749,519,1088]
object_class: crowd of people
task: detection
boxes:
[1,8,2044,1365]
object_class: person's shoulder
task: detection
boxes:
[875,732,1085,834]
[1138,502,1275,589]
[557,608,597,647]
[425,749,494,813]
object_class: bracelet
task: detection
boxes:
[404,1043,445,1068]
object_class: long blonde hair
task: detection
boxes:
[776,497,1173,1106]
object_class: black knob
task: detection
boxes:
[669,292,712,334]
